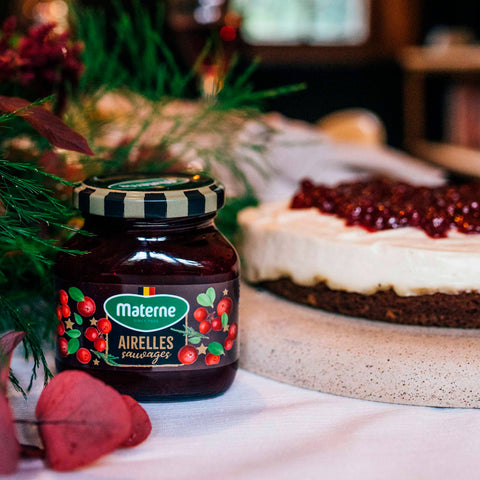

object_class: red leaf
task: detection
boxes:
[35,371,131,471]
[0,330,25,390]
[121,395,152,447]
[0,96,93,155]
[0,331,24,474]
[0,394,20,475]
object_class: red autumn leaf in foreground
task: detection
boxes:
[0,330,25,388]
[121,395,152,447]
[0,331,25,475]
[0,96,93,155]
[35,370,131,471]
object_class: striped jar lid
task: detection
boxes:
[73,173,225,219]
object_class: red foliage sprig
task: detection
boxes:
[0,17,83,101]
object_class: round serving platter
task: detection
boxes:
[239,282,480,408]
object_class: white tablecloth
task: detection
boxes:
[10,353,480,480]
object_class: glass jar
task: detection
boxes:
[54,173,239,401]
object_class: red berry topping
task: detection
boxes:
[55,305,63,321]
[211,317,222,331]
[94,338,106,352]
[290,177,480,238]
[61,304,71,318]
[59,289,68,305]
[228,323,238,340]
[194,307,208,322]
[205,353,220,365]
[57,321,65,336]
[97,318,112,334]
[77,296,96,317]
[84,326,99,341]
[199,320,211,334]
[178,345,198,365]
[217,297,233,316]
[58,337,68,357]
[76,348,91,364]
[224,338,233,351]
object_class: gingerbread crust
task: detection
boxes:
[261,278,480,328]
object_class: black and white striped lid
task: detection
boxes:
[73,173,225,219]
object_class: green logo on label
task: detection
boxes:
[104,294,189,332]
[109,177,189,191]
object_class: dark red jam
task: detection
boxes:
[290,177,480,238]
[55,173,239,401]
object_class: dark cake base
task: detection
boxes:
[261,278,480,328]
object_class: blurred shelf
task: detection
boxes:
[401,45,480,73]
[401,46,480,159]
[410,140,480,177]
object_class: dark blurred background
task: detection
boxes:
[2,0,480,150]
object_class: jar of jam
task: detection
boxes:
[54,173,239,401]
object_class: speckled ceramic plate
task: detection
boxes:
[239,282,480,408]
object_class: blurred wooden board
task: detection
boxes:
[239,282,480,408]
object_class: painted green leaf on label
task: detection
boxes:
[208,342,224,356]
[221,312,228,328]
[190,336,201,344]
[197,293,212,307]
[67,338,79,354]
[74,313,83,325]
[206,287,216,305]
[68,287,84,302]
[104,294,189,332]
[66,329,81,339]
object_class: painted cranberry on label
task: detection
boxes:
[58,337,68,357]
[228,323,238,340]
[194,307,208,322]
[224,338,233,351]
[217,297,233,316]
[84,327,99,341]
[57,321,65,336]
[205,353,220,366]
[77,296,96,317]
[76,348,91,364]
[59,289,68,305]
[97,318,112,334]
[61,304,71,318]
[199,320,211,334]
[211,317,222,331]
[94,338,106,352]
[56,305,63,321]
[178,345,198,365]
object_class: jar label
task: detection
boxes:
[55,280,239,370]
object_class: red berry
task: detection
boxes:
[77,296,96,317]
[199,320,211,334]
[59,289,68,305]
[97,318,112,334]
[194,307,208,322]
[76,348,91,364]
[57,321,65,336]
[94,338,106,352]
[58,337,68,357]
[61,304,71,318]
[55,305,63,321]
[178,345,198,365]
[84,326,99,341]
[217,297,233,316]
[205,353,220,365]
[228,323,238,340]
[211,317,222,331]
[224,338,233,351]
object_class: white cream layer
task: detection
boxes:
[238,202,480,296]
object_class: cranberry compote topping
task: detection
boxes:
[290,177,480,238]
